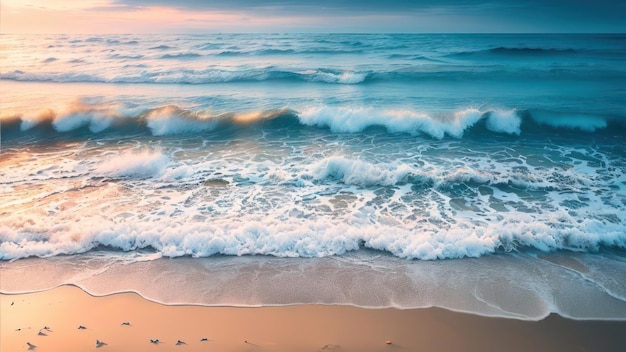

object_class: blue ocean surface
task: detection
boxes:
[1,33,625,320]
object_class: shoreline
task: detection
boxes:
[2,285,625,352]
[4,282,626,323]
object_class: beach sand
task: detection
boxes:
[2,285,625,352]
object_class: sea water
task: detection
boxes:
[1,33,625,320]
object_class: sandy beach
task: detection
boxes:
[2,285,625,352]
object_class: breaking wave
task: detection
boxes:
[4,66,624,85]
[1,205,624,261]
[2,103,622,142]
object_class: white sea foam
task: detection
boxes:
[2,143,625,261]
[52,103,121,133]
[145,106,220,135]
[486,109,521,135]
[19,109,55,131]
[96,150,170,178]
[297,106,518,138]
[310,157,415,186]
[303,70,368,84]
[1,204,624,261]
[3,97,617,139]
[0,70,102,83]
[0,68,368,85]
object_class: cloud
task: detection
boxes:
[111,0,626,19]
[112,0,478,13]
[87,5,145,12]
[108,0,626,31]
[5,0,625,33]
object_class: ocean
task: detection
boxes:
[1,33,625,320]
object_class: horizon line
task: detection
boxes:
[2,32,625,35]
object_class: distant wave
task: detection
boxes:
[160,52,202,59]
[449,47,580,58]
[0,68,373,84]
[387,54,442,62]
[215,47,364,57]
[149,45,174,50]
[108,54,144,60]
[4,66,623,85]
[105,39,139,45]
[489,47,578,55]
[217,48,296,56]
[2,103,622,142]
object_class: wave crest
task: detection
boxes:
[3,102,620,141]
[298,106,522,138]
[96,150,170,179]
[311,157,414,187]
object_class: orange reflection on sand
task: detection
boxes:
[3,285,626,352]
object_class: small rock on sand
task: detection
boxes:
[204,178,229,187]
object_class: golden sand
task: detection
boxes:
[2,285,625,352]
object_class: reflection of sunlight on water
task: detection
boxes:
[1,34,625,267]
[1,124,625,261]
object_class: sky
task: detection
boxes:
[1,0,625,34]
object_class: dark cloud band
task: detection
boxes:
[109,0,626,32]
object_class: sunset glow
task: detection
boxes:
[2,2,259,34]
[2,0,625,33]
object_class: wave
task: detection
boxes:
[387,54,442,62]
[108,53,144,60]
[311,157,415,187]
[149,44,174,50]
[217,48,296,56]
[215,47,364,57]
[1,144,624,261]
[1,203,624,261]
[160,52,202,59]
[298,106,523,138]
[308,156,588,192]
[96,150,171,179]
[104,39,139,45]
[3,66,623,85]
[449,47,580,59]
[0,103,295,139]
[489,47,578,55]
[2,103,623,141]
[0,68,373,84]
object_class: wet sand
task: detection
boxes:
[2,285,625,352]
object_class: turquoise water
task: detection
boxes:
[1,34,625,319]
